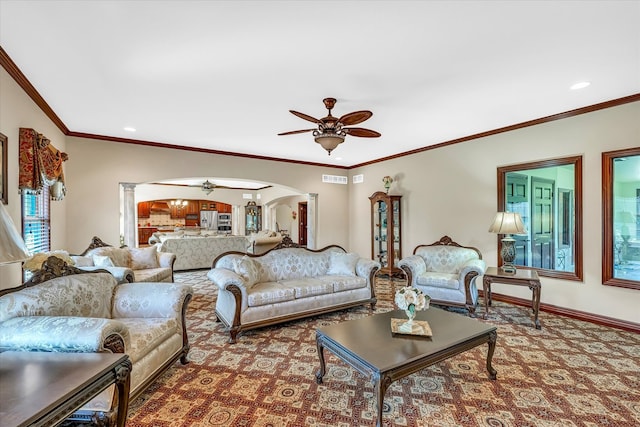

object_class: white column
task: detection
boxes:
[307,193,318,249]
[122,183,137,248]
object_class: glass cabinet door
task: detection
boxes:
[370,191,402,276]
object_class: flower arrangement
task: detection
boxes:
[382,175,394,193]
[395,286,430,320]
[22,250,75,272]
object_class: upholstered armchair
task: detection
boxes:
[0,258,193,426]
[398,236,486,313]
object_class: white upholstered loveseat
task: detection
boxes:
[0,258,193,425]
[208,237,381,343]
[398,235,486,313]
[73,236,176,283]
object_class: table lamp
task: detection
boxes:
[488,212,526,273]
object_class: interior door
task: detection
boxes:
[506,173,529,266]
[531,177,554,269]
[298,202,308,246]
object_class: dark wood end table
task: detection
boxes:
[0,352,131,427]
[315,309,497,427]
[483,266,542,329]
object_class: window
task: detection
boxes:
[497,156,583,281]
[603,147,640,289]
[22,186,50,254]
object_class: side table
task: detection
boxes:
[483,266,542,329]
[0,351,131,427]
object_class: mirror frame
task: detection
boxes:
[497,155,583,281]
[602,147,640,289]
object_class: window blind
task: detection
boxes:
[22,186,50,254]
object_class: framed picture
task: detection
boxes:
[0,132,7,204]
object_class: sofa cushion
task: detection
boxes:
[416,272,460,290]
[233,256,260,288]
[416,246,480,274]
[134,268,171,283]
[327,252,358,276]
[118,318,178,364]
[130,246,160,270]
[279,278,334,299]
[247,282,295,307]
[88,247,131,268]
[317,275,367,293]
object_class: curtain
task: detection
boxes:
[19,128,68,200]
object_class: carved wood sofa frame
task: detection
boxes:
[212,236,379,343]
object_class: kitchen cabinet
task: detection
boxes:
[137,201,151,218]
[370,191,402,276]
[138,227,157,246]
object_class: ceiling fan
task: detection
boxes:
[278,98,381,155]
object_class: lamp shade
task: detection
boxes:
[0,202,30,264]
[488,212,527,235]
[314,133,345,154]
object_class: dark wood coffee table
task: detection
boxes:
[315,309,497,427]
[0,351,131,427]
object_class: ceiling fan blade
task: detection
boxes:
[345,127,381,138]
[290,110,322,124]
[339,110,373,126]
[278,129,316,136]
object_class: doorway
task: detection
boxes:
[298,202,308,246]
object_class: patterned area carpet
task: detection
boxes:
[127,270,640,427]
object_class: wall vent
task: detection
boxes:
[322,174,348,185]
[242,194,253,199]
[352,174,364,184]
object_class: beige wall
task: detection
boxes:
[0,68,67,288]
[349,101,640,323]
[2,65,639,323]
[63,136,350,254]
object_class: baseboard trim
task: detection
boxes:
[481,291,640,333]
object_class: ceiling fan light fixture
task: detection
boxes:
[201,180,215,195]
[314,132,345,155]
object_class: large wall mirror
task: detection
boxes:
[603,147,640,289]
[497,156,583,281]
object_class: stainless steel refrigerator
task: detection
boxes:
[200,211,218,230]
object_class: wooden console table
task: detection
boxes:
[0,352,131,427]
[483,266,542,329]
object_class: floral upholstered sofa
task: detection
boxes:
[208,237,381,343]
[0,258,193,426]
[72,236,176,283]
[156,233,250,271]
[398,235,486,313]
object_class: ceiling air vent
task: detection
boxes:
[322,174,348,185]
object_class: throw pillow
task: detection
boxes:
[90,247,131,267]
[71,255,94,267]
[233,255,260,288]
[93,255,115,267]
[327,252,359,276]
[129,246,160,270]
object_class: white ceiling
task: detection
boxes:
[1,1,638,167]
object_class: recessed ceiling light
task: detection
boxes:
[124,126,136,132]
[335,157,343,161]
[570,81,590,90]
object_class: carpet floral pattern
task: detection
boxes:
[126,270,640,426]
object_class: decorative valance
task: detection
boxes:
[19,128,68,200]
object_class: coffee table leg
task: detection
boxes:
[115,359,132,427]
[486,330,497,380]
[315,335,326,384]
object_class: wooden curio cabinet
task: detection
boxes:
[245,202,262,235]
[370,191,402,276]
